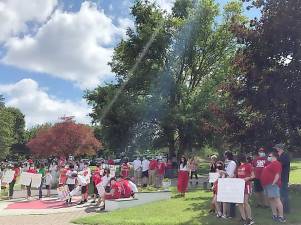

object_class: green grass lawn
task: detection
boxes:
[74,188,301,225]
[290,160,301,184]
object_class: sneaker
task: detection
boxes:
[91,200,96,203]
[100,206,105,211]
[272,215,278,222]
[216,213,222,218]
[278,217,287,223]
[247,218,255,225]
[77,201,84,205]
[221,215,227,219]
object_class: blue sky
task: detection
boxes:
[0,0,259,127]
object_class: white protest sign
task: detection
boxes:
[2,170,15,184]
[217,178,245,204]
[31,173,42,188]
[19,172,32,186]
[208,173,219,183]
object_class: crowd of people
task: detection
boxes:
[0,144,291,222]
[175,143,290,225]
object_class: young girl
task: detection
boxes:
[237,154,255,225]
[177,156,189,197]
[45,169,53,197]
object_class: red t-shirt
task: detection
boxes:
[59,168,68,184]
[108,159,114,165]
[27,168,37,174]
[157,162,166,175]
[252,157,269,179]
[121,163,130,178]
[119,179,132,198]
[92,173,102,185]
[111,182,122,199]
[13,168,20,181]
[260,160,282,187]
[237,163,253,186]
[149,160,158,170]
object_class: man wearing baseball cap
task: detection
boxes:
[274,143,290,213]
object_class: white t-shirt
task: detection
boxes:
[77,175,88,186]
[133,159,142,170]
[66,170,77,185]
[179,163,189,171]
[225,160,237,178]
[102,175,111,187]
[45,173,53,185]
[142,160,150,172]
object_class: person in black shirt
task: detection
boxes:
[274,143,290,214]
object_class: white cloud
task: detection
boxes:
[2,2,120,89]
[117,18,135,39]
[0,79,91,127]
[0,0,57,43]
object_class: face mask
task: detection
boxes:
[259,152,266,157]
[267,156,273,162]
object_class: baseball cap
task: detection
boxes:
[274,143,285,150]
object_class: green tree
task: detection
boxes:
[225,0,301,151]
[86,0,245,157]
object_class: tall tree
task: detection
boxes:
[225,0,301,151]
[86,0,245,157]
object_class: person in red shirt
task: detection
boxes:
[91,165,102,203]
[155,159,166,188]
[119,178,134,198]
[148,158,158,186]
[252,147,269,208]
[260,150,286,223]
[59,165,68,186]
[26,164,37,200]
[8,163,20,199]
[108,159,115,165]
[120,159,130,178]
[99,178,122,211]
[236,154,255,225]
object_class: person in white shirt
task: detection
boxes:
[45,170,53,197]
[141,157,150,187]
[177,156,189,197]
[219,151,237,218]
[66,164,77,204]
[133,157,142,185]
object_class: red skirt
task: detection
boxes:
[177,171,189,193]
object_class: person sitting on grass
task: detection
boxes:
[99,177,122,211]
[236,154,255,225]
[119,177,135,198]
[260,150,286,223]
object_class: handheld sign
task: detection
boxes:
[217,178,245,204]
[19,172,32,186]
[2,170,15,184]
[208,173,219,183]
[31,174,42,188]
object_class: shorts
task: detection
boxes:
[254,179,264,192]
[81,186,87,194]
[264,184,280,198]
[142,170,149,178]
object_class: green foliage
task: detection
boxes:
[225,0,301,151]
[86,0,245,157]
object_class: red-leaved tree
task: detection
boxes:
[27,117,101,157]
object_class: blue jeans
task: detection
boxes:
[280,182,290,213]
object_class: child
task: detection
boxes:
[45,169,53,197]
